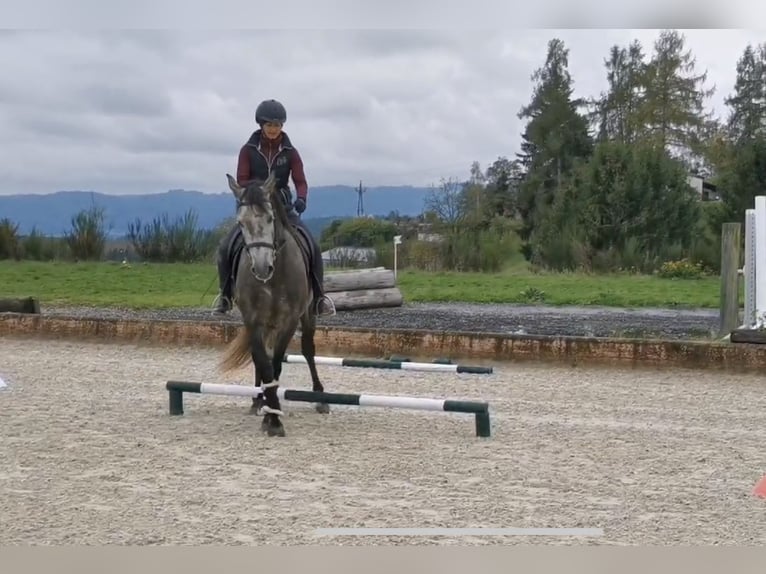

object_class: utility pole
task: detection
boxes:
[356,180,366,217]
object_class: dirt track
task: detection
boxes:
[2,337,766,546]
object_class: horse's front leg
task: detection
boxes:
[250,327,285,437]
[250,359,263,415]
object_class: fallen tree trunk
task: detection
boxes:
[327,266,385,273]
[0,297,41,314]
[323,268,396,293]
[327,287,403,311]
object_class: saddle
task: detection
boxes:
[227,220,318,293]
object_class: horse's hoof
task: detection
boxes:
[315,403,330,414]
[250,397,264,415]
[261,415,286,437]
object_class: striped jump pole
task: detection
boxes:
[165,380,491,438]
[282,354,493,375]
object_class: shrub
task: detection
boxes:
[656,258,706,279]
[65,206,108,261]
[0,218,21,260]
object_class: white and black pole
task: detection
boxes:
[166,380,491,438]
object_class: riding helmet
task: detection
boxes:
[255,99,287,125]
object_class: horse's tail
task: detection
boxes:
[219,326,251,373]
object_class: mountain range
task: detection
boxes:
[0,184,433,238]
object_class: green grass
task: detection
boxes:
[396,267,729,308]
[0,259,732,310]
[0,260,221,309]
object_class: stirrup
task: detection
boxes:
[212,293,232,315]
[315,295,336,317]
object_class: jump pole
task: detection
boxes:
[281,354,493,375]
[165,380,491,438]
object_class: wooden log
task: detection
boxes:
[327,287,404,310]
[719,222,742,338]
[323,268,396,293]
[327,266,385,273]
[730,328,766,344]
[0,297,40,314]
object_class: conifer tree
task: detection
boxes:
[515,38,593,247]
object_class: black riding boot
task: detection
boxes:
[290,213,336,317]
[213,261,233,314]
[212,225,239,315]
[306,230,335,316]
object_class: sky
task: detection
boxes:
[0,28,763,196]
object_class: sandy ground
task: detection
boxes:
[2,337,766,546]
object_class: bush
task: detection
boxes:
[656,258,706,279]
[320,217,399,250]
[20,228,68,261]
[0,218,21,260]
[127,209,219,263]
[65,206,108,261]
[440,227,521,272]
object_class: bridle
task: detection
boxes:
[236,196,287,259]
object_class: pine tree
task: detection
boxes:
[724,43,766,144]
[637,29,715,162]
[712,43,766,225]
[593,40,647,145]
[515,38,593,245]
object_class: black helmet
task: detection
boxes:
[255,99,287,125]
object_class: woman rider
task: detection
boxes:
[212,99,336,318]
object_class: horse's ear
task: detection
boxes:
[226,173,244,200]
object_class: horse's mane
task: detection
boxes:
[241,178,301,246]
[239,180,272,212]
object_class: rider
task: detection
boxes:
[212,99,337,318]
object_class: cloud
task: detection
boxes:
[0,29,763,195]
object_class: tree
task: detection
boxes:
[724,43,766,144]
[637,29,716,162]
[423,177,465,229]
[593,40,647,145]
[458,161,487,225]
[707,43,766,228]
[484,156,524,218]
[715,135,766,226]
[515,38,593,248]
[532,139,701,271]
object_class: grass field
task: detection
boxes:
[0,260,732,310]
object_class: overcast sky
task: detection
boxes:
[0,28,763,196]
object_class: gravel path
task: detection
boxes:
[2,337,765,545]
[40,301,725,340]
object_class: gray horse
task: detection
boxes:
[218,172,330,437]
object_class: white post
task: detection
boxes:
[393,235,402,281]
[743,208,756,329]
[755,196,766,328]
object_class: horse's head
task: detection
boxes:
[226,172,284,283]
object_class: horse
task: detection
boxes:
[217,172,330,437]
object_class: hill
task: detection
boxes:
[0,185,432,238]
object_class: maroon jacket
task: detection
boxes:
[236,129,308,202]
